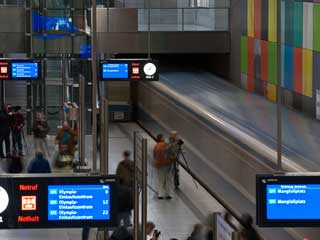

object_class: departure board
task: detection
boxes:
[257,175,320,227]
[11,62,39,79]
[100,59,159,81]
[48,185,110,221]
[102,63,129,79]
[0,175,117,229]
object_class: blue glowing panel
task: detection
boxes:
[102,63,128,79]
[11,62,39,79]
[266,184,320,220]
[48,185,110,221]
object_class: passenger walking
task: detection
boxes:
[240,213,260,240]
[0,104,13,158]
[33,112,50,157]
[153,134,173,200]
[54,121,77,172]
[27,152,52,173]
[12,106,25,156]
[116,151,135,226]
[116,151,135,188]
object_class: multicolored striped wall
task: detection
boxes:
[241,0,320,108]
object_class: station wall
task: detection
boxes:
[241,0,320,118]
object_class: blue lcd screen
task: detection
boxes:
[48,185,110,221]
[266,184,320,220]
[11,62,39,79]
[102,63,128,79]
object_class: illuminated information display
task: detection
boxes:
[0,175,117,229]
[102,63,129,79]
[257,175,320,227]
[266,184,320,220]
[48,185,110,221]
[0,59,41,80]
[11,62,39,79]
[100,59,158,81]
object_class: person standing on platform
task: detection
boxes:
[54,121,77,172]
[33,112,50,157]
[27,152,52,173]
[153,134,173,200]
[12,106,25,156]
[167,131,180,188]
[0,104,13,159]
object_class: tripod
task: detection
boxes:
[174,145,198,189]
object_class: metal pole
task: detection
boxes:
[147,0,151,59]
[79,75,86,166]
[141,138,148,240]
[91,0,98,172]
[276,0,282,172]
[100,97,109,175]
[133,132,140,240]
[62,57,67,104]
[0,80,4,107]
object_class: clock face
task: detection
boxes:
[143,63,157,76]
[0,187,9,214]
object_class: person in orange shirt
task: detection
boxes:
[153,134,173,200]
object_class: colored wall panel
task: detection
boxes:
[303,3,313,50]
[241,36,248,74]
[268,42,277,85]
[267,83,277,102]
[284,45,293,90]
[281,0,285,44]
[313,3,320,51]
[281,45,285,87]
[302,49,313,97]
[293,48,303,94]
[248,37,255,92]
[313,51,320,92]
[261,40,268,81]
[261,0,269,40]
[268,0,277,42]
[241,0,248,35]
[285,0,294,45]
[293,2,303,48]
[254,0,262,39]
[248,0,254,37]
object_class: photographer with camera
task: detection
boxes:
[153,134,173,200]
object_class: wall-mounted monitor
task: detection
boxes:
[11,61,40,80]
[100,59,159,81]
[0,59,41,80]
[0,175,117,229]
[257,174,320,227]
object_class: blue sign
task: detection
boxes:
[48,185,110,221]
[266,184,320,220]
[102,63,129,79]
[11,62,39,79]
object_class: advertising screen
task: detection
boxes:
[0,175,117,229]
[11,62,39,79]
[257,175,320,227]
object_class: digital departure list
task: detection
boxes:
[102,63,128,79]
[48,185,110,221]
[266,184,320,220]
[11,62,39,79]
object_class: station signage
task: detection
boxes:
[257,174,320,227]
[100,59,159,81]
[0,59,41,80]
[0,175,117,229]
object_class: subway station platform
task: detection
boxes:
[0,123,222,240]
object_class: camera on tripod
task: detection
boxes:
[177,139,184,146]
